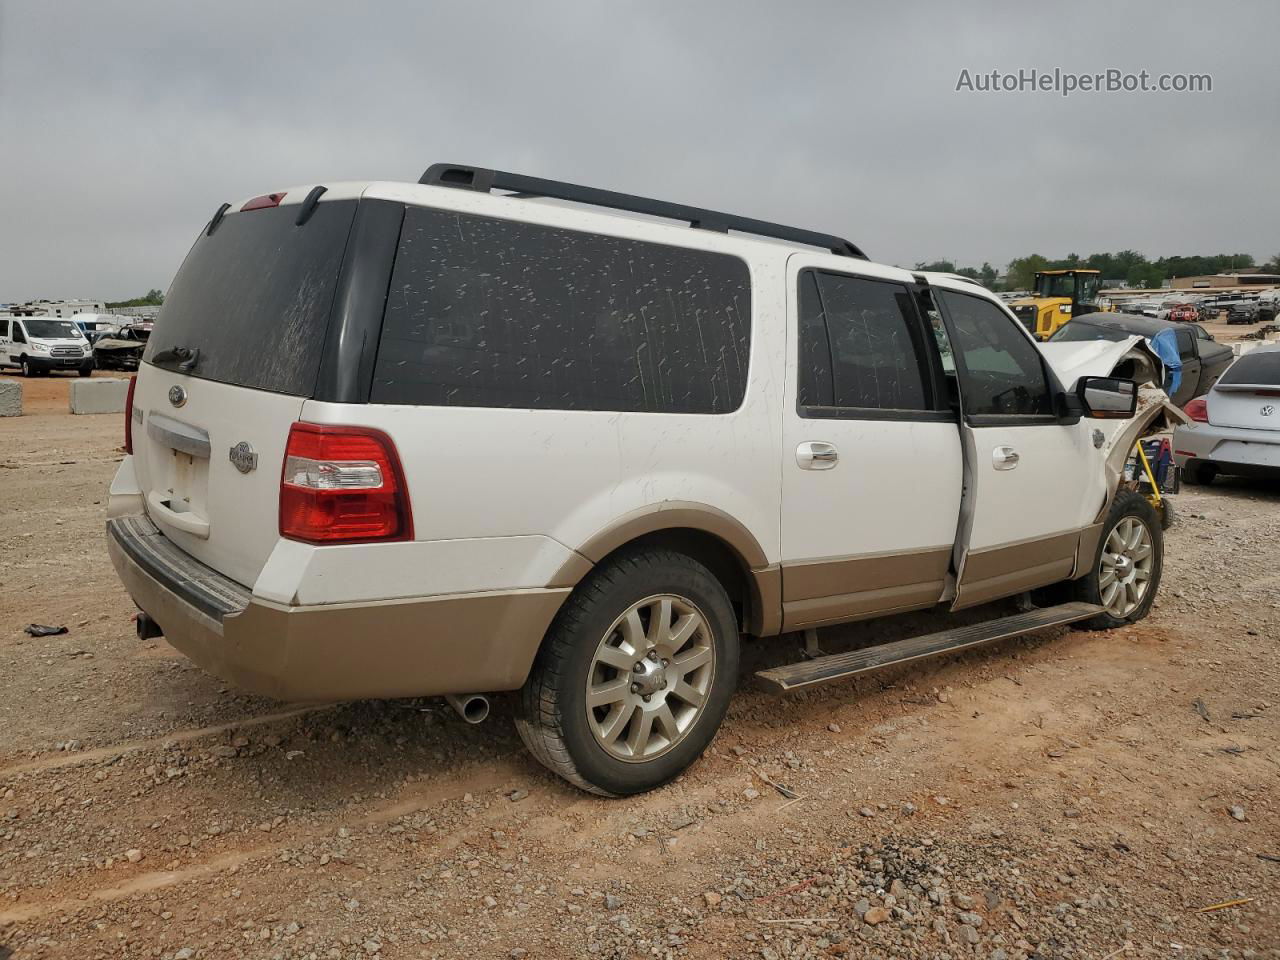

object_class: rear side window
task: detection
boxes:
[938,290,1054,418]
[145,200,358,396]
[1220,350,1280,385]
[797,270,932,412]
[371,208,752,413]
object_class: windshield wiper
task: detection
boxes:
[152,345,200,373]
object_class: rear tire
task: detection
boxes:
[1156,497,1175,530]
[516,548,739,796]
[1071,490,1163,631]
[1181,460,1217,486]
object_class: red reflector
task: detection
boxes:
[279,423,413,544]
[241,192,287,212]
[124,375,137,454]
[1255,389,1280,398]
[1174,450,1196,457]
[1183,396,1209,423]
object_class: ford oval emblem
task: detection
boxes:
[168,385,187,407]
[229,441,259,474]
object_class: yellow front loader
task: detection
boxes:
[1010,269,1109,340]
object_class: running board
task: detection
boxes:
[755,602,1104,693]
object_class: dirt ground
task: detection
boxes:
[1,370,1277,960]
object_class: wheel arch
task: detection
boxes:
[549,503,781,638]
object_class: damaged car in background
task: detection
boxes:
[92,321,152,371]
[1047,312,1232,405]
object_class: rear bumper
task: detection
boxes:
[1172,423,1280,474]
[107,515,568,701]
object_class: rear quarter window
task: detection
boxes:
[371,208,752,413]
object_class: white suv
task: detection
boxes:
[107,164,1170,795]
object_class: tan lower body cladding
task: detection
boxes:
[953,530,1081,609]
[780,547,953,631]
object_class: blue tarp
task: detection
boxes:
[1149,328,1182,397]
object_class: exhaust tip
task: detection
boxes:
[445,693,490,725]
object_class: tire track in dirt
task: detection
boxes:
[0,703,341,778]
[0,759,521,926]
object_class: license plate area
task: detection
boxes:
[147,414,212,524]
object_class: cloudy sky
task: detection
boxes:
[1,0,1277,302]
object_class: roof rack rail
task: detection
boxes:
[418,163,867,260]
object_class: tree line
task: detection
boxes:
[915,253,1280,292]
[106,288,165,309]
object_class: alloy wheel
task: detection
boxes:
[1098,516,1154,617]
[585,594,715,762]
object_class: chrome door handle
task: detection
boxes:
[797,441,838,470]
[992,445,1020,470]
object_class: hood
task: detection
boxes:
[1039,336,1164,391]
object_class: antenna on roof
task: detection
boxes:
[418,163,868,260]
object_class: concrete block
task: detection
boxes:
[70,377,130,415]
[0,379,20,417]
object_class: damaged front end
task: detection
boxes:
[1040,336,1190,511]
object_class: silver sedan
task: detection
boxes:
[1173,345,1280,484]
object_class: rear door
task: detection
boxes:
[933,285,1104,609]
[1173,327,1201,405]
[0,320,9,365]
[779,258,963,631]
[1208,350,1280,430]
[132,194,360,590]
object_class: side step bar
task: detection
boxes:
[755,602,1104,693]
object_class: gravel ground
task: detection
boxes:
[1,377,1277,959]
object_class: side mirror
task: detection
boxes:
[1077,376,1137,419]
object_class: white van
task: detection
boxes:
[106,164,1179,795]
[0,316,95,377]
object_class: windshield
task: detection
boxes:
[1036,273,1075,298]
[145,200,358,395]
[23,319,84,339]
[1047,321,1130,343]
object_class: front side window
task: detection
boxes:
[372,208,752,413]
[797,270,932,413]
[937,290,1054,418]
[12,324,26,344]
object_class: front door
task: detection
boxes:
[779,256,964,631]
[930,285,1106,609]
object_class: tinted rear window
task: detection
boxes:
[371,207,752,413]
[145,200,357,396]
[1220,350,1280,386]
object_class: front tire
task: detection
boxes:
[516,548,740,796]
[1072,490,1163,631]
[20,359,33,378]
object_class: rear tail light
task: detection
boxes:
[1184,396,1209,423]
[124,375,137,454]
[279,423,413,544]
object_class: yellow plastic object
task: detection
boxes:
[1135,442,1162,505]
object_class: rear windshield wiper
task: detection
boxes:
[152,345,200,373]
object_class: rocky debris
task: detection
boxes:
[1229,804,1248,822]
[862,906,891,925]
